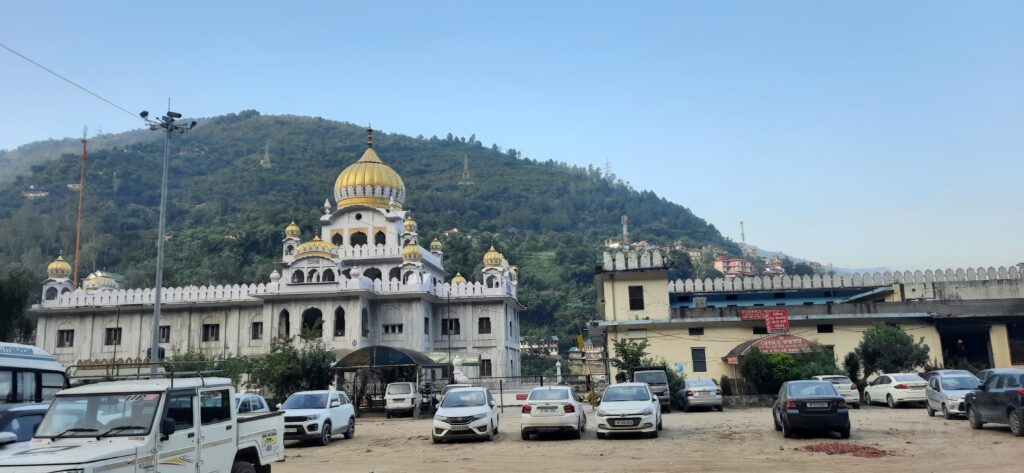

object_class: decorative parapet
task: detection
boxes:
[600,249,667,272]
[39,283,272,309]
[668,266,1022,294]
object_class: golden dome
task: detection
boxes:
[333,146,406,209]
[402,241,421,263]
[83,271,118,291]
[294,236,336,260]
[284,221,300,239]
[482,246,504,268]
[47,255,72,279]
[452,272,466,284]
[403,214,417,234]
[430,238,443,253]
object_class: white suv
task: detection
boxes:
[280,390,356,446]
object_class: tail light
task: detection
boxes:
[715,389,722,395]
[836,400,848,409]
[522,404,532,414]
[894,384,910,389]
[850,384,857,391]
[1016,388,1024,395]
[564,404,575,413]
[785,399,797,409]
[685,390,694,397]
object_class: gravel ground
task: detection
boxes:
[276,404,1021,472]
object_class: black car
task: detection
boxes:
[773,380,851,439]
[966,368,1024,436]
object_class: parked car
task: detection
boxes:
[0,403,49,453]
[773,380,851,439]
[632,367,672,412]
[676,379,723,412]
[925,373,980,419]
[923,369,975,381]
[385,382,420,418]
[966,368,1024,436]
[595,382,662,439]
[811,375,860,409]
[863,373,927,408]
[520,385,586,440]
[280,390,356,445]
[235,392,271,414]
[976,369,996,386]
[432,387,500,443]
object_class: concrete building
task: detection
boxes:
[713,257,754,277]
[593,249,1024,382]
[519,336,559,357]
[32,130,523,378]
[568,339,606,380]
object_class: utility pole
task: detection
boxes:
[73,127,87,289]
[140,105,196,374]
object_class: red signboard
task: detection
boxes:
[746,335,813,354]
[739,308,788,321]
[765,312,790,333]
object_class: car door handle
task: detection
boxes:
[187,432,195,438]
[226,425,232,430]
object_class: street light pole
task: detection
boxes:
[141,107,195,374]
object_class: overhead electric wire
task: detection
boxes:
[0,41,143,122]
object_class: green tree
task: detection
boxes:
[738,348,776,394]
[164,351,249,385]
[0,269,34,341]
[609,338,650,381]
[842,351,862,385]
[855,324,930,375]
[248,330,336,404]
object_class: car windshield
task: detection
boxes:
[35,393,161,438]
[529,389,570,401]
[788,382,837,397]
[441,390,486,408]
[634,372,668,385]
[686,380,716,388]
[387,384,412,395]
[282,393,328,410]
[893,375,925,382]
[820,376,853,385]
[603,386,651,402]
[941,377,980,390]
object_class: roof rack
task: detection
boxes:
[65,361,227,389]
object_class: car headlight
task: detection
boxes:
[435,416,450,423]
[596,408,609,417]
[471,413,488,420]
[636,408,653,416]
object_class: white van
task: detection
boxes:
[385,382,420,418]
[0,342,68,403]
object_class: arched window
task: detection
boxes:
[291,270,304,283]
[301,307,323,336]
[486,275,497,288]
[342,269,352,279]
[403,271,415,284]
[361,308,369,337]
[374,230,387,246]
[278,310,290,339]
[334,307,346,337]
[388,267,401,281]
[364,267,382,281]
[331,233,344,246]
[286,245,295,255]
[307,269,319,283]
[322,269,335,282]
[350,231,368,247]
[45,287,58,300]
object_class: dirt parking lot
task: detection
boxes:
[276,404,1020,472]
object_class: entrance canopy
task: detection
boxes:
[334,346,442,372]
[724,335,818,364]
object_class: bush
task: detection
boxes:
[842,352,862,384]
[247,332,336,405]
[856,324,930,376]
[719,375,733,396]
[739,346,843,394]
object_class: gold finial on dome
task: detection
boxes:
[403,213,417,234]
[452,272,466,284]
[430,238,443,253]
[285,221,300,239]
[367,124,373,148]
[482,246,504,268]
[333,130,406,209]
[402,241,421,263]
[47,255,72,279]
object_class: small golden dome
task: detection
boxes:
[402,241,421,263]
[284,221,300,239]
[333,146,406,209]
[403,214,417,234]
[482,246,504,268]
[430,238,443,253]
[47,255,72,279]
[294,235,336,260]
[452,272,466,284]
[83,271,118,291]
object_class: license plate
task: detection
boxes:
[285,427,297,433]
[613,420,633,426]
[695,392,706,397]
[806,402,829,408]
[538,406,556,411]
[449,424,469,431]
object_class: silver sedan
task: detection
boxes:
[677,379,723,412]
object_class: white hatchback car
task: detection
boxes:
[520,386,586,440]
[595,382,662,439]
[864,373,927,408]
[280,390,356,446]
[432,387,500,443]
[811,375,861,408]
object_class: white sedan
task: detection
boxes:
[595,382,662,439]
[520,386,586,440]
[864,373,927,408]
[811,375,861,408]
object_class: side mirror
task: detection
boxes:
[0,432,17,446]
[652,396,658,402]
[160,418,176,439]
[276,403,283,410]
[330,400,341,408]
[489,401,496,407]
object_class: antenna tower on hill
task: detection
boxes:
[458,155,474,185]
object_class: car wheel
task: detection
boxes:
[571,423,582,440]
[596,432,607,439]
[580,415,587,433]
[852,402,860,410]
[521,429,530,441]
[432,435,443,444]
[1009,410,1024,437]
[386,412,391,419]
[343,417,355,439]
[864,393,872,406]
[318,422,332,446]
[968,405,984,430]
[231,460,257,473]
[493,418,499,435]
[926,403,935,417]
[773,412,782,431]
[650,427,659,438]
[886,395,896,409]
[486,421,495,441]
[782,418,794,439]
[839,426,851,439]
[942,404,954,420]
[664,405,671,413]
[715,405,724,412]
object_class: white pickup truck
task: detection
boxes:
[0,376,284,473]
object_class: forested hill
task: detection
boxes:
[0,110,737,339]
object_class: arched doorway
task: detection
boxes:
[302,308,324,336]
[364,267,382,281]
[323,269,335,282]
[278,309,290,339]
[45,287,58,300]
[350,231,368,247]
[374,231,387,246]
[332,233,344,246]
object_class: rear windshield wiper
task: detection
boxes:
[52,428,98,439]
[97,426,148,439]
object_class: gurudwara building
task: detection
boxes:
[32,130,522,378]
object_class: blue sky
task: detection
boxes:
[1,1,1021,270]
